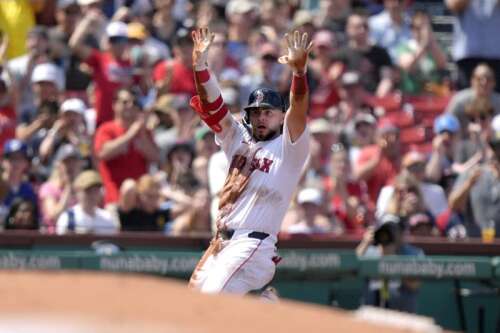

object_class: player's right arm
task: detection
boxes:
[190,28,236,141]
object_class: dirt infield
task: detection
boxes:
[0,271,431,333]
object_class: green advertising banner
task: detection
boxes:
[359,256,494,279]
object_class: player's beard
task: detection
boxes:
[252,125,281,142]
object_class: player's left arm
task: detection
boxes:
[279,31,313,143]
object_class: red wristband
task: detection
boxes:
[291,73,308,95]
[194,69,210,83]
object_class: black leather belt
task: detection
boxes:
[222,229,269,240]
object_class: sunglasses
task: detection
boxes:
[261,54,278,62]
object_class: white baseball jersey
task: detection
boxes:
[215,118,310,236]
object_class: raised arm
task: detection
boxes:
[279,31,313,143]
[189,28,234,139]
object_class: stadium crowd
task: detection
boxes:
[0,0,499,241]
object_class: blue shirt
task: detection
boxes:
[452,0,500,60]
[369,10,412,61]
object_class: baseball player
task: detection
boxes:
[188,28,312,294]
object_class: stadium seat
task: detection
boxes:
[365,93,402,114]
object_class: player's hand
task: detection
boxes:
[279,30,313,75]
[191,27,214,68]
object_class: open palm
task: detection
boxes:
[278,31,313,74]
[191,27,214,65]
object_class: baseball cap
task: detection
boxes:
[354,113,376,128]
[195,126,212,141]
[244,88,285,112]
[153,94,176,114]
[31,63,65,91]
[402,151,426,168]
[433,113,460,134]
[77,0,100,5]
[221,86,239,106]
[226,0,258,17]
[313,30,334,48]
[74,170,102,190]
[293,10,314,27]
[309,118,331,134]
[106,21,128,39]
[61,98,86,115]
[297,188,322,206]
[3,139,29,158]
[373,214,402,246]
[128,22,147,40]
[54,144,82,163]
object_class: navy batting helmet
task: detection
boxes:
[244,88,285,113]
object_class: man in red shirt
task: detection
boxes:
[153,29,196,97]
[70,13,133,127]
[94,89,159,204]
[354,118,401,206]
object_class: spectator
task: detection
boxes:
[333,12,395,96]
[396,10,448,95]
[325,143,371,234]
[3,198,39,231]
[315,0,352,44]
[260,0,294,37]
[327,71,370,132]
[70,17,133,127]
[449,127,500,237]
[94,89,159,205]
[348,112,377,166]
[446,0,500,91]
[377,152,448,223]
[206,32,240,83]
[169,172,211,236]
[283,187,338,234]
[426,113,461,193]
[161,140,195,187]
[240,42,287,105]
[454,97,495,165]
[39,144,82,233]
[224,0,259,67]
[16,62,64,145]
[127,21,169,66]
[7,26,50,118]
[56,169,118,234]
[0,139,37,225]
[39,98,90,164]
[368,0,412,61]
[192,127,218,188]
[0,71,17,154]
[150,0,181,47]
[49,0,95,94]
[153,28,196,97]
[308,30,340,119]
[354,119,401,206]
[446,63,500,138]
[118,174,172,232]
[356,216,424,313]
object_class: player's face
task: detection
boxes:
[249,107,284,141]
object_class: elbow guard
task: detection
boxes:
[190,95,228,133]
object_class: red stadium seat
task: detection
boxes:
[384,110,416,128]
[399,126,429,145]
[403,95,451,116]
[365,93,402,114]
